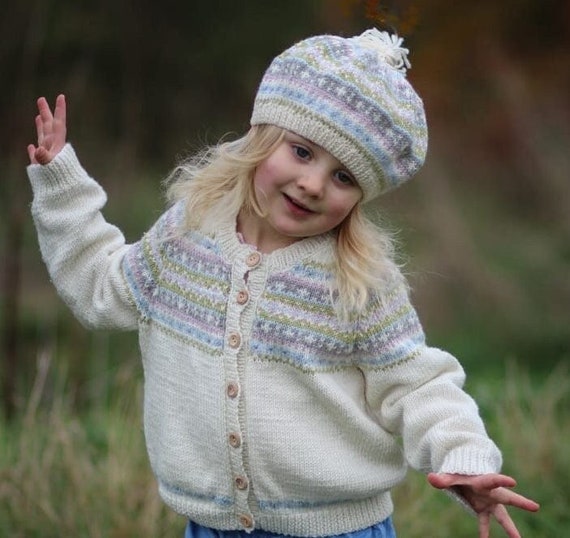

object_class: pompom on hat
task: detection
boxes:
[250,29,428,202]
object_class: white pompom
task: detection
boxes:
[352,28,411,74]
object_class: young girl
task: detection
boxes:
[27,29,538,538]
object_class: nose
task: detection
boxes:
[297,170,326,198]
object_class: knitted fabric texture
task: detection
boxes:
[250,29,428,202]
[28,146,503,536]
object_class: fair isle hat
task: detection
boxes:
[250,29,428,202]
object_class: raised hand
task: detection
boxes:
[427,472,539,538]
[27,94,67,165]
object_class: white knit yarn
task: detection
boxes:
[350,29,411,73]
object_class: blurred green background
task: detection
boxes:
[0,1,569,536]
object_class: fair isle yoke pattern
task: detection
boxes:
[252,265,426,371]
[123,203,231,356]
[123,203,426,372]
[251,33,428,201]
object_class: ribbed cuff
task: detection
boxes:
[27,144,88,195]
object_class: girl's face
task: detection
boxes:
[239,131,362,252]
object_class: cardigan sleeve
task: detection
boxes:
[357,283,502,477]
[28,144,150,330]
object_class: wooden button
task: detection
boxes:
[239,514,254,529]
[226,382,239,398]
[236,290,249,305]
[246,252,261,268]
[228,432,241,448]
[235,475,249,490]
[228,332,241,348]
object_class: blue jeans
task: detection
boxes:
[184,518,396,538]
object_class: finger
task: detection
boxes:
[37,96,54,123]
[427,472,470,490]
[495,489,540,512]
[35,146,51,165]
[472,474,517,490]
[27,144,37,164]
[493,505,521,538]
[35,115,44,145]
[427,472,453,489]
[52,94,67,150]
[428,473,516,491]
[478,511,490,538]
[54,94,66,123]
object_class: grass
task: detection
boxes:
[1,349,568,537]
[0,350,183,538]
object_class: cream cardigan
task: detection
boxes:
[28,145,501,536]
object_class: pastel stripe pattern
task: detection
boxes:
[251,33,428,201]
[251,266,425,372]
[123,204,231,355]
[123,204,424,372]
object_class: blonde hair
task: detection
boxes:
[166,124,284,232]
[166,125,404,318]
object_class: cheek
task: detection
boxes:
[329,193,360,222]
[253,161,274,195]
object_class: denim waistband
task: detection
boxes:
[184,517,396,538]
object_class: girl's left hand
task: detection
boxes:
[427,472,539,538]
[27,94,67,165]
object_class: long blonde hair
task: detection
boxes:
[166,125,404,317]
[166,125,283,232]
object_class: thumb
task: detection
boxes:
[27,144,38,164]
[427,472,457,490]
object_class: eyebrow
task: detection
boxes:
[285,132,309,144]
[286,132,321,153]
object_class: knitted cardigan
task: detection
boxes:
[28,145,502,537]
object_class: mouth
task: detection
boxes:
[283,193,315,215]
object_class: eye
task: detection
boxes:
[292,144,312,160]
[334,170,356,186]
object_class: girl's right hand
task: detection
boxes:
[27,94,67,165]
[427,472,539,538]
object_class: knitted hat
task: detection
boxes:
[250,29,428,202]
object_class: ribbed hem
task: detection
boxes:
[161,484,394,537]
[254,494,394,537]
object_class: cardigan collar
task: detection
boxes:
[213,210,336,271]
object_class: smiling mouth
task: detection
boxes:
[283,194,315,214]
